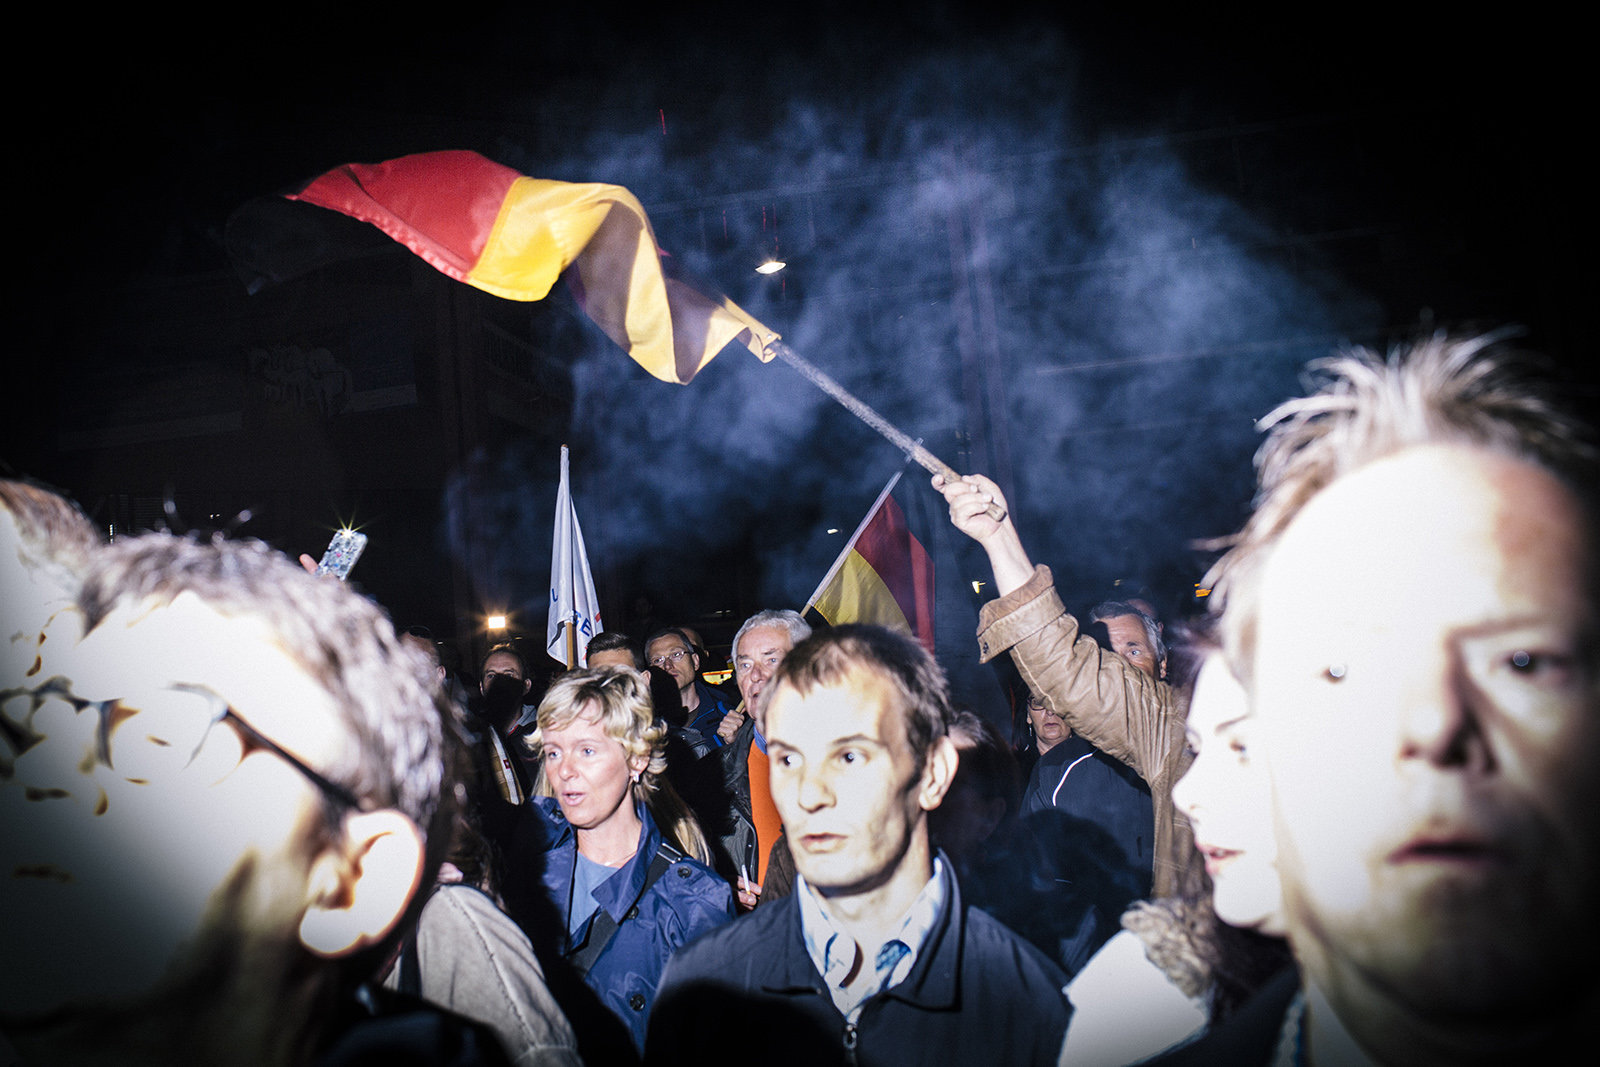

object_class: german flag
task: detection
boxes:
[805,469,936,652]
[281,150,777,384]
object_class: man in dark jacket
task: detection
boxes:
[645,627,733,746]
[646,625,1069,1066]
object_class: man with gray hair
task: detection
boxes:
[714,608,811,907]
[1088,599,1167,681]
[1162,331,1599,1064]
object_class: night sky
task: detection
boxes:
[8,5,1592,702]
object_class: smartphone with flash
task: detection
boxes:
[314,529,368,581]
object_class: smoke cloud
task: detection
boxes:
[446,15,1382,636]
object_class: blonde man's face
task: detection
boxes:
[1252,444,1599,1014]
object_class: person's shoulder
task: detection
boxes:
[1144,967,1299,1067]
[673,897,788,971]
[668,723,714,759]
[697,678,733,707]
[517,796,568,842]
[646,906,797,1064]
[526,795,562,821]
[1037,734,1093,770]
[428,884,526,938]
[654,852,732,904]
[950,902,1072,1054]
[427,882,497,924]
[317,984,515,1066]
[961,901,1070,989]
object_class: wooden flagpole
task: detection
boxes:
[764,340,1006,522]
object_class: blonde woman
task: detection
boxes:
[507,666,733,1059]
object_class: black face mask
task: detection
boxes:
[481,673,526,731]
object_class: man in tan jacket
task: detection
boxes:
[934,473,1206,902]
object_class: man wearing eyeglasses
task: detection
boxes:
[0,531,497,1065]
[644,627,732,749]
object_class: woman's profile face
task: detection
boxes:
[1172,655,1283,934]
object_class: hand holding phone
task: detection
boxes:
[314,529,368,581]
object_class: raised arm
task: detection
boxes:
[935,471,1175,779]
[931,472,1035,596]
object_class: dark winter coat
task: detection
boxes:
[644,857,1070,1066]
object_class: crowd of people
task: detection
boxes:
[2,328,1596,1065]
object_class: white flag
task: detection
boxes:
[547,445,602,666]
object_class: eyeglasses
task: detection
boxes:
[44,681,367,812]
[650,648,691,668]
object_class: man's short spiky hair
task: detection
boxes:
[479,641,529,678]
[1206,329,1597,677]
[763,623,951,771]
[587,630,644,669]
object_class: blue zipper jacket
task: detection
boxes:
[523,796,735,1054]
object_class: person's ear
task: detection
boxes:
[521,676,532,697]
[299,809,425,958]
[918,735,960,812]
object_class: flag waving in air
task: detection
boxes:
[279,150,778,384]
[805,468,936,652]
[548,445,602,667]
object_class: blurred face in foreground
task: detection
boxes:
[1251,444,1600,1019]
[1172,653,1282,933]
[0,593,358,1019]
